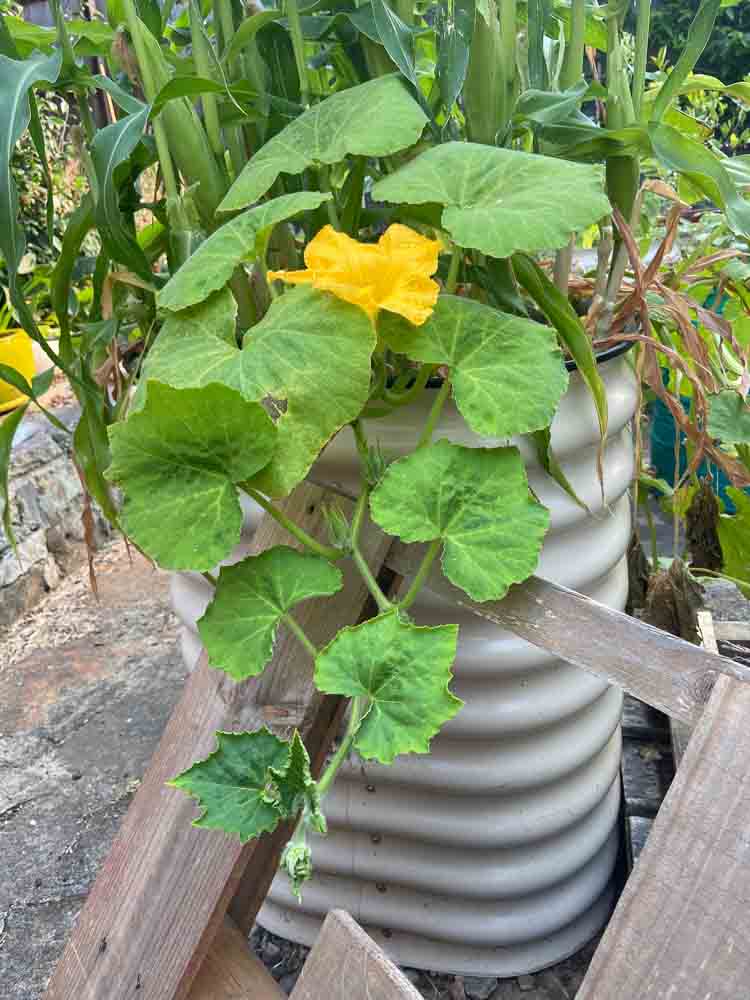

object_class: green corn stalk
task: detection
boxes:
[123,0,226,224]
[189,0,224,161]
[559,0,584,92]
[464,0,514,145]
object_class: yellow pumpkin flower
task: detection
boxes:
[267,223,441,326]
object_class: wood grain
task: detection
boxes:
[44,484,393,1000]
[670,611,718,767]
[290,910,422,1000]
[577,670,750,999]
[386,541,750,726]
[188,920,284,1000]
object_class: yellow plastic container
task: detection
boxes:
[0,329,35,414]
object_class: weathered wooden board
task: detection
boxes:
[188,920,284,1000]
[44,485,393,1000]
[577,670,750,999]
[387,541,750,726]
[290,910,422,1000]
[713,620,750,643]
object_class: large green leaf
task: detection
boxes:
[169,728,306,842]
[513,253,608,441]
[199,546,343,680]
[241,286,376,497]
[380,295,568,438]
[717,488,750,597]
[220,76,428,211]
[136,289,241,406]
[0,50,62,339]
[0,402,29,552]
[157,192,331,312]
[708,390,750,444]
[369,439,549,602]
[106,382,276,570]
[372,142,611,258]
[89,105,153,282]
[315,610,461,764]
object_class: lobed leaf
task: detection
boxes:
[708,390,750,444]
[380,294,568,438]
[372,142,611,258]
[315,610,461,764]
[240,286,377,497]
[106,381,276,570]
[199,545,343,680]
[369,439,549,602]
[170,728,302,842]
[220,75,428,211]
[157,192,331,312]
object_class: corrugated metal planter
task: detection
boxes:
[172,349,638,977]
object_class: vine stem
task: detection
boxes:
[445,247,461,294]
[398,539,441,612]
[243,487,343,561]
[417,377,451,449]
[202,571,217,587]
[282,613,318,658]
[317,695,367,797]
[350,483,393,612]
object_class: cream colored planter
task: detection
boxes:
[171,350,638,977]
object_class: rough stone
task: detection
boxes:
[0,539,185,998]
[0,406,112,627]
[464,976,500,999]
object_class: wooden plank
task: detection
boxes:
[45,485,393,1000]
[188,920,284,1000]
[290,910,422,1000]
[577,670,750,999]
[713,620,750,643]
[671,610,718,767]
[386,541,750,726]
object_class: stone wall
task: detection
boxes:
[1,406,113,627]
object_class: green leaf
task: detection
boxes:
[0,364,64,431]
[380,295,568,438]
[513,253,608,442]
[370,439,549,602]
[315,610,461,764]
[0,401,29,552]
[169,728,295,842]
[106,382,276,570]
[272,730,324,829]
[649,123,750,238]
[717,488,750,597]
[241,286,376,497]
[225,9,282,64]
[437,0,474,111]
[136,288,241,406]
[220,76,428,211]
[51,194,95,345]
[372,142,611,258]
[650,0,721,123]
[514,79,588,125]
[157,192,331,312]
[0,50,62,340]
[708,390,750,444]
[370,0,417,87]
[532,427,589,511]
[198,545,343,680]
[73,393,120,525]
[89,105,154,282]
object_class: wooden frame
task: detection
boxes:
[44,492,750,998]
